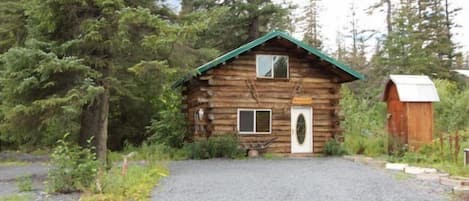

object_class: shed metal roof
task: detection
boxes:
[173,30,364,88]
[385,75,440,102]
[453,69,469,78]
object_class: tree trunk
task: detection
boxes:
[247,15,259,41]
[79,81,110,163]
[444,0,453,68]
[385,0,392,34]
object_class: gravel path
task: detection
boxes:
[0,162,79,201]
[152,158,451,201]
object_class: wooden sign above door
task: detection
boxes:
[292,96,313,105]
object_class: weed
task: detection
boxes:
[16,175,32,192]
[324,138,347,156]
[394,172,412,180]
[185,135,245,159]
[47,134,99,193]
[262,153,281,160]
[81,164,168,201]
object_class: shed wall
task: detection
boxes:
[386,83,408,146]
[406,102,433,150]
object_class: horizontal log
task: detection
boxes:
[208,80,337,88]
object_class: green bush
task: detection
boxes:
[16,175,32,192]
[186,135,245,159]
[47,134,99,193]
[147,88,187,148]
[81,164,168,201]
[324,138,347,156]
[340,86,387,157]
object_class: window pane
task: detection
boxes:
[256,111,270,132]
[239,111,254,132]
[273,56,288,78]
[257,55,272,77]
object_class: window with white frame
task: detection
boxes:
[256,55,289,78]
[237,109,272,134]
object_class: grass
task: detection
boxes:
[394,172,412,180]
[0,161,30,167]
[80,163,168,201]
[262,153,282,160]
[0,194,33,201]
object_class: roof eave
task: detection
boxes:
[172,31,364,88]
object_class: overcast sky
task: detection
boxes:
[287,0,469,55]
[167,0,469,54]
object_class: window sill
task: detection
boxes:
[255,77,290,81]
[238,132,272,135]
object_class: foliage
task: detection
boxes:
[434,80,469,134]
[397,136,469,177]
[0,46,99,147]
[146,85,187,148]
[185,135,246,159]
[16,175,32,192]
[324,138,347,156]
[0,0,27,53]
[340,86,387,157]
[181,0,294,52]
[81,164,168,201]
[372,0,459,79]
[298,0,323,49]
[0,0,224,155]
[47,134,99,193]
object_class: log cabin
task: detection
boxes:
[173,31,364,155]
[383,75,440,151]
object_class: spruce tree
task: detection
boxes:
[182,0,294,52]
[0,0,218,160]
[299,0,323,49]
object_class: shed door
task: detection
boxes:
[291,107,313,153]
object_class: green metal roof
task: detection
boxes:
[173,30,364,88]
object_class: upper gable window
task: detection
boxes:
[256,55,289,79]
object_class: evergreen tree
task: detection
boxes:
[0,0,27,53]
[182,0,294,52]
[0,0,219,160]
[372,0,459,79]
[299,0,323,49]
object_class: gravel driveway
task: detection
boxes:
[0,162,79,201]
[152,158,450,201]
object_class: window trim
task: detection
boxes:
[256,54,289,79]
[237,108,272,134]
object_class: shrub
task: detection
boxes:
[186,135,245,159]
[16,175,32,192]
[324,138,347,156]
[81,164,168,201]
[47,134,99,193]
[147,88,187,148]
[340,86,387,157]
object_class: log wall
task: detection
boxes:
[183,42,342,154]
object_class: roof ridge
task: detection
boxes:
[173,30,364,88]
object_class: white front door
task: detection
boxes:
[291,106,313,153]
